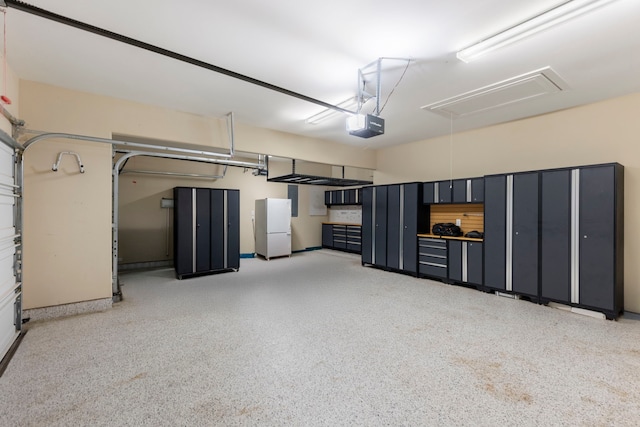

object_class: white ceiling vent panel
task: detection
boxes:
[422,67,568,118]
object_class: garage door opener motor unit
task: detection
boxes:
[347,113,385,138]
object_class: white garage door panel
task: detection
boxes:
[0,288,19,360]
[0,203,14,233]
[0,139,18,362]
[0,144,13,182]
[0,244,16,292]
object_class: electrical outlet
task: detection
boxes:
[455,219,461,226]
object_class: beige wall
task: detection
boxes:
[16,78,640,313]
[117,156,328,264]
[376,93,640,313]
[23,140,113,309]
[0,51,19,134]
[18,80,375,309]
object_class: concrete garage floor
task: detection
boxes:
[1,250,639,426]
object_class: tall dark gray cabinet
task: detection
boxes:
[174,187,240,279]
[362,186,387,267]
[540,164,624,318]
[362,183,428,274]
[484,172,539,298]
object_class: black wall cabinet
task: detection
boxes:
[325,188,362,206]
[174,187,240,279]
[423,178,483,204]
[452,178,484,203]
[423,181,452,204]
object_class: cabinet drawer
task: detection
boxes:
[419,246,446,255]
[334,239,347,249]
[420,254,447,266]
[419,262,448,278]
[347,243,361,252]
[419,238,447,249]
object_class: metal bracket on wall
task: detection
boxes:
[52,151,85,173]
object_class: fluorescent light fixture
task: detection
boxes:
[457,0,617,62]
[305,96,359,125]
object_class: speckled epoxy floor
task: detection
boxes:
[2,250,640,426]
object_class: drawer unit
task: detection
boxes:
[346,225,362,252]
[418,237,448,278]
[322,223,362,254]
[332,225,347,249]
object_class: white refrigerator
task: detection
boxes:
[255,198,292,260]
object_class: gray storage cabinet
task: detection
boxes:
[452,177,484,203]
[321,223,333,248]
[448,240,483,286]
[362,186,388,267]
[418,237,448,278]
[540,163,624,318]
[386,183,427,273]
[363,183,428,273]
[361,186,374,265]
[483,172,539,297]
[322,224,362,254]
[423,180,452,204]
[325,188,362,206]
[174,187,240,279]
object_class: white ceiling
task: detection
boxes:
[5,0,640,149]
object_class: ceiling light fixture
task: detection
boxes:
[456,0,618,63]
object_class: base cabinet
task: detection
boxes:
[448,240,483,286]
[322,224,333,248]
[346,225,362,252]
[419,238,483,285]
[174,187,240,279]
[418,237,447,278]
[322,224,361,254]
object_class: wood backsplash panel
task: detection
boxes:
[428,204,484,234]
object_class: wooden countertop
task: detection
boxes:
[417,233,483,242]
[323,222,362,226]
